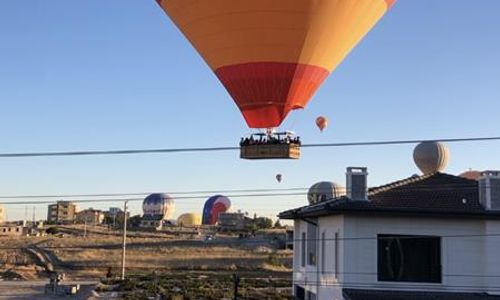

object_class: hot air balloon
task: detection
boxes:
[308,182,346,205]
[142,193,175,220]
[413,142,450,175]
[316,116,329,132]
[156,0,396,158]
[202,195,232,225]
[276,174,283,183]
[177,213,202,227]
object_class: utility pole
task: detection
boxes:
[83,216,87,238]
[233,273,240,300]
[121,200,129,281]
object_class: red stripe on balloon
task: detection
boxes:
[385,0,397,9]
[215,62,329,129]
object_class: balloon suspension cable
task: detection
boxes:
[265,127,276,136]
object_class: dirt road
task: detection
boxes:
[0,280,97,300]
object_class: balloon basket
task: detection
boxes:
[239,132,301,160]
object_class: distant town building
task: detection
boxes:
[75,208,105,225]
[218,212,250,231]
[0,205,5,224]
[280,168,500,300]
[108,207,122,217]
[0,224,27,236]
[47,201,77,224]
[140,194,175,230]
[140,215,165,230]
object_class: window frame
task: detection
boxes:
[306,222,317,266]
[334,232,339,278]
[377,234,442,283]
[301,232,306,268]
[321,231,326,274]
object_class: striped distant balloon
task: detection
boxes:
[156,0,396,129]
[413,142,450,175]
[142,193,175,220]
[202,195,232,225]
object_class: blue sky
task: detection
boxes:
[0,1,499,221]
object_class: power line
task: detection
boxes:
[0,182,488,201]
[0,182,491,207]
[0,192,306,205]
[1,232,498,249]
[0,187,308,199]
[292,279,500,291]
[0,136,497,158]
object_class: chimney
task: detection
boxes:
[346,167,368,201]
[479,170,500,210]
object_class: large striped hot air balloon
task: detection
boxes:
[157,0,396,129]
[202,195,232,225]
[142,193,175,220]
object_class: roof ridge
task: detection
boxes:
[368,172,477,196]
[369,173,435,195]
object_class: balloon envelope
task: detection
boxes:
[315,116,329,132]
[202,195,232,225]
[308,182,346,205]
[157,0,395,128]
[413,142,450,175]
[142,193,175,220]
[177,213,202,226]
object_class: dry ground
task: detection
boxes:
[0,226,292,280]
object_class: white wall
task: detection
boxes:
[342,215,486,293]
[484,220,500,295]
[293,216,345,300]
[293,214,500,300]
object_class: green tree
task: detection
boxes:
[255,217,273,229]
[273,219,282,228]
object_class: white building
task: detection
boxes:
[279,168,500,300]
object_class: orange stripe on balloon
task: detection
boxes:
[159,0,392,70]
[215,62,329,128]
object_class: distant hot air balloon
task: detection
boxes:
[156,0,396,129]
[142,193,175,220]
[177,213,202,227]
[308,182,346,205]
[276,174,283,183]
[315,116,329,132]
[413,142,450,175]
[202,195,232,225]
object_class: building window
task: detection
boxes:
[378,235,441,283]
[307,291,317,300]
[294,285,305,300]
[321,231,326,274]
[334,232,339,278]
[307,222,317,266]
[301,232,306,267]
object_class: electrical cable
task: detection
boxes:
[0,136,497,158]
